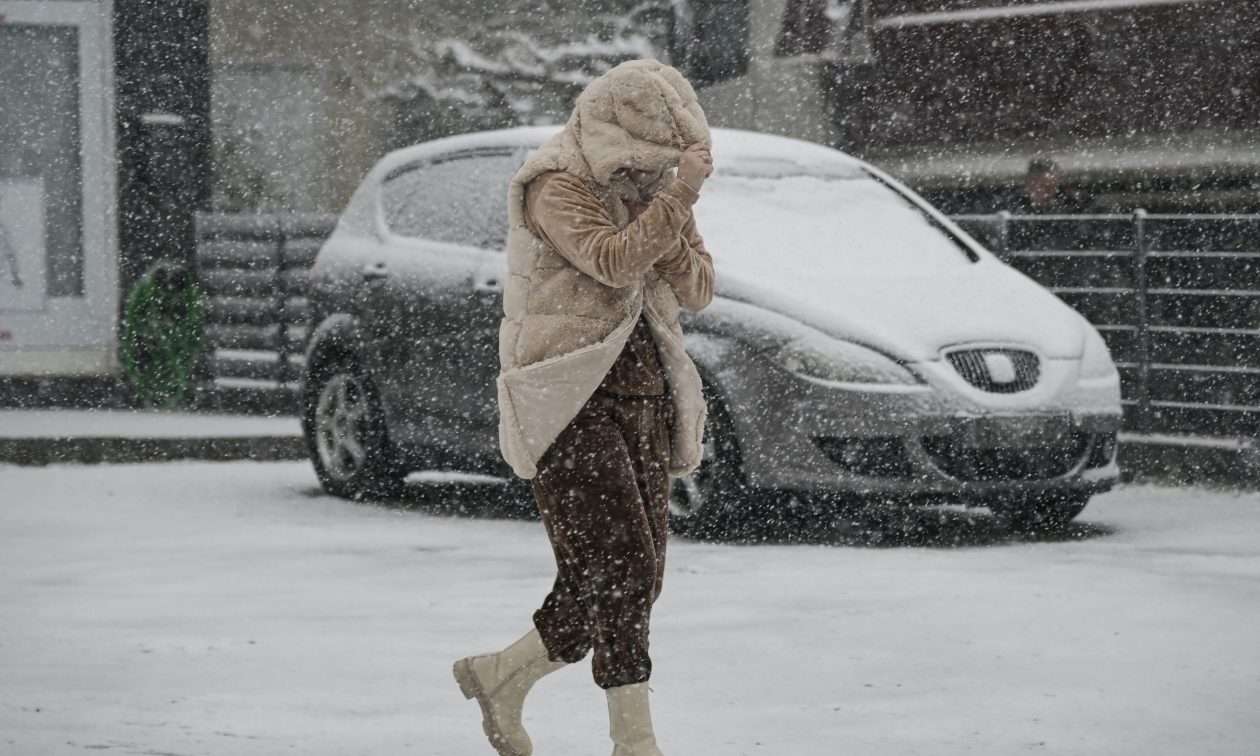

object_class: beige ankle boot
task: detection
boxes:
[606,682,665,756]
[453,629,567,756]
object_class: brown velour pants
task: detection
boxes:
[530,389,673,689]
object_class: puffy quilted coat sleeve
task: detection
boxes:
[654,213,715,311]
[524,172,700,289]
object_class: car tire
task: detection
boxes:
[992,491,1090,533]
[669,382,755,540]
[303,351,406,500]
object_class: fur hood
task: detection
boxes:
[570,58,711,185]
[512,59,712,202]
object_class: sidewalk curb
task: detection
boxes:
[4,428,1255,489]
[0,436,307,466]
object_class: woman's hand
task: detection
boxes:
[677,143,713,193]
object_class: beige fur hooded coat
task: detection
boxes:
[497,59,715,480]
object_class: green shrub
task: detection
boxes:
[121,262,205,409]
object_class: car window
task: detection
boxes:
[381,151,522,249]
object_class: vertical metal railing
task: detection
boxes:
[273,226,292,386]
[949,211,1260,442]
[1131,209,1152,432]
[995,210,1011,261]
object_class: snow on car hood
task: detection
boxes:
[714,268,1087,362]
[694,169,1087,361]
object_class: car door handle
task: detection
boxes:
[362,262,389,281]
[473,276,502,293]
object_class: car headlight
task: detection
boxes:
[1079,326,1118,380]
[772,336,919,386]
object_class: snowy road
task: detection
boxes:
[1,462,1258,756]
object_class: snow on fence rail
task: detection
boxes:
[193,211,1258,442]
[953,212,1260,440]
[193,213,335,399]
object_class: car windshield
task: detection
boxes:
[694,161,977,281]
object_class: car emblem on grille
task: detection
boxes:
[983,352,1017,384]
[946,348,1039,393]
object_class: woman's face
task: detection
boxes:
[609,165,667,204]
[612,167,656,187]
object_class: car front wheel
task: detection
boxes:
[304,353,405,500]
[669,385,752,539]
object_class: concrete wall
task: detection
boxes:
[209,0,417,214]
[696,0,840,148]
[209,0,648,214]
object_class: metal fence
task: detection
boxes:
[953,212,1260,440]
[193,213,333,397]
[192,211,1259,441]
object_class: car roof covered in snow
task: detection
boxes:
[337,126,870,235]
[369,125,866,179]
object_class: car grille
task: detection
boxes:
[921,432,1091,481]
[946,348,1039,393]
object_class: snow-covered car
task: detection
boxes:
[302,126,1122,532]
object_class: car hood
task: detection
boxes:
[690,169,1088,362]
[714,260,1088,362]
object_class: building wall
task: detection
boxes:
[114,0,212,292]
[688,0,1260,213]
[208,0,651,214]
[845,0,1260,211]
[209,0,404,214]
[694,0,840,147]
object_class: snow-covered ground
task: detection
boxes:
[1,461,1257,755]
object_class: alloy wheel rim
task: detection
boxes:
[314,372,370,481]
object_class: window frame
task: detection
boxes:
[0,1,118,376]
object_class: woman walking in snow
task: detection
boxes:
[453,59,715,755]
